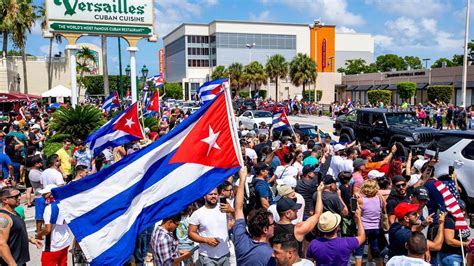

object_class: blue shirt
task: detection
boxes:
[232,219,274,266]
[388,222,412,258]
[254,179,274,207]
[0,153,12,178]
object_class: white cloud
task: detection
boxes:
[283,0,365,26]
[39,42,60,56]
[249,11,271,22]
[385,17,419,39]
[365,0,446,18]
[420,18,437,34]
[154,0,202,38]
[374,34,393,47]
[336,26,356,33]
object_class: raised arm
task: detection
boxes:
[295,182,324,241]
[234,167,247,220]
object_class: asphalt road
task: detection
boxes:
[287,114,337,138]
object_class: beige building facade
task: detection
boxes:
[0,43,102,98]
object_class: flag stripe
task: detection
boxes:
[87,166,238,265]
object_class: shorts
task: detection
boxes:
[35,197,46,221]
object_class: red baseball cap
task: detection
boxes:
[360,149,375,159]
[394,202,420,219]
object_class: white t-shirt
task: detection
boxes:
[386,255,430,266]
[269,192,305,224]
[293,258,315,266]
[43,204,72,252]
[189,205,229,258]
[40,168,65,186]
[274,165,298,179]
[245,148,258,161]
[330,156,353,178]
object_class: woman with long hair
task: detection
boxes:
[355,180,384,266]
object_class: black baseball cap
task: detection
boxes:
[302,165,316,176]
[254,162,269,174]
[412,186,429,201]
[392,175,407,184]
[323,175,336,185]
[276,197,302,213]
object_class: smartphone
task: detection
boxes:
[449,165,454,175]
[434,147,439,161]
[350,197,358,212]
[219,196,227,205]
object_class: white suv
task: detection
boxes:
[424,131,474,210]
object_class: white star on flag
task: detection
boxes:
[125,118,135,128]
[201,125,221,156]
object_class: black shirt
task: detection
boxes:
[273,223,303,257]
[314,191,345,215]
[386,188,413,215]
[388,222,412,258]
[5,144,22,164]
[254,141,271,162]
[440,215,468,255]
[295,178,318,217]
[0,210,29,265]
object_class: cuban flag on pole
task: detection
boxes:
[144,75,164,88]
[197,78,229,106]
[102,91,120,112]
[86,102,145,157]
[52,90,243,265]
[272,111,290,130]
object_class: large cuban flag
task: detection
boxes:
[52,91,243,265]
[86,102,144,157]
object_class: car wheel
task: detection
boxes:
[339,133,352,143]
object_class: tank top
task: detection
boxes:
[0,209,29,265]
[273,223,304,257]
[361,196,381,230]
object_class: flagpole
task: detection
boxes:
[460,230,466,266]
[224,82,244,167]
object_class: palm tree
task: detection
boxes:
[76,47,97,99]
[0,0,17,57]
[11,0,38,93]
[265,54,288,102]
[242,61,267,97]
[289,53,317,97]
[227,62,243,93]
[211,65,227,80]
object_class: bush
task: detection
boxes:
[47,133,73,143]
[427,85,453,104]
[303,90,323,101]
[143,117,159,132]
[396,82,416,101]
[50,105,105,140]
[163,83,183,99]
[368,89,392,106]
[239,91,250,98]
[83,75,131,95]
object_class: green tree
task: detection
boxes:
[76,47,97,99]
[242,61,267,96]
[403,56,422,69]
[366,63,378,73]
[163,83,183,99]
[289,53,317,97]
[427,85,453,104]
[431,58,454,68]
[227,62,243,92]
[396,82,416,101]
[211,65,227,80]
[376,54,406,72]
[265,54,288,102]
[11,0,38,93]
[368,90,392,106]
[451,54,464,66]
[337,58,367,74]
[0,0,17,56]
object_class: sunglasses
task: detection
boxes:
[5,194,21,199]
[395,183,407,188]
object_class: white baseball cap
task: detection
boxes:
[368,170,385,180]
[414,159,428,171]
[38,184,58,195]
[334,144,346,152]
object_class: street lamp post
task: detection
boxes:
[141,65,149,81]
[246,43,255,98]
[423,58,430,69]
[16,74,20,92]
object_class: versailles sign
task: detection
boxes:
[47,0,154,36]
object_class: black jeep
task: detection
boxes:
[334,109,437,154]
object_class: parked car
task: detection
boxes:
[272,123,325,140]
[424,131,474,209]
[263,103,289,114]
[238,110,273,130]
[334,108,437,155]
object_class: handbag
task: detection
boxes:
[379,195,390,232]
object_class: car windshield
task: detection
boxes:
[254,111,272,118]
[385,113,419,126]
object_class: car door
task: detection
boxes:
[371,113,388,143]
[459,140,474,199]
[240,111,250,128]
[356,111,372,142]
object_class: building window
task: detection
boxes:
[188,59,210,67]
[215,33,296,49]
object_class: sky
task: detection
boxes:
[19,0,473,75]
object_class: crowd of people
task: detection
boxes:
[0,100,473,266]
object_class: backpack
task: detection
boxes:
[243,176,258,216]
